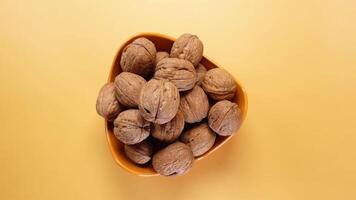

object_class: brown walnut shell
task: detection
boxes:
[195,63,207,85]
[113,109,150,144]
[179,86,209,123]
[152,111,185,143]
[152,142,194,176]
[139,79,180,124]
[181,123,216,157]
[124,140,153,164]
[170,33,203,66]
[201,68,237,101]
[208,100,241,136]
[154,58,196,92]
[154,51,169,66]
[96,83,123,121]
[120,37,157,77]
[114,72,146,108]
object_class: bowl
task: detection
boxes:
[105,32,248,176]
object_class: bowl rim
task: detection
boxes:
[105,32,248,177]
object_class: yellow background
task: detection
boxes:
[1,0,356,199]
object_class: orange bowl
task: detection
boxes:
[105,33,248,176]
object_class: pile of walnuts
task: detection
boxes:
[96,33,242,176]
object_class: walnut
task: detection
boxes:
[113,109,150,144]
[139,79,180,124]
[170,33,203,66]
[152,111,185,143]
[152,142,194,176]
[195,63,207,85]
[154,58,196,91]
[124,140,153,164]
[154,51,169,66]
[114,72,146,108]
[201,68,237,101]
[181,123,216,157]
[120,37,157,77]
[208,100,241,136]
[179,86,209,123]
[96,83,123,121]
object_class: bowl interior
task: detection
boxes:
[106,33,248,176]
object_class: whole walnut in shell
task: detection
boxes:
[114,72,146,108]
[154,58,196,92]
[181,123,216,157]
[139,79,180,124]
[155,51,169,66]
[179,86,209,123]
[152,142,194,176]
[120,37,157,77]
[170,33,203,66]
[114,109,150,144]
[208,100,241,136]
[202,68,237,101]
[152,111,185,143]
[124,140,153,164]
[96,83,123,121]
[195,63,207,85]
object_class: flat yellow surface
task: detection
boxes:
[1,0,356,199]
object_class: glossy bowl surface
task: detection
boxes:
[106,33,248,176]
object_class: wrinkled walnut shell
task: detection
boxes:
[114,109,150,144]
[114,72,146,108]
[96,83,123,121]
[208,100,241,136]
[139,79,180,124]
[154,58,196,91]
[170,33,203,66]
[152,142,194,176]
[181,123,216,157]
[152,111,185,143]
[179,86,209,123]
[124,140,153,164]
[202,68,237,101]
[195,63,207,85]
[120,37,157,77]
[155,51,169,66]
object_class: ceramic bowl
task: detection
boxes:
[105,33,248,176]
